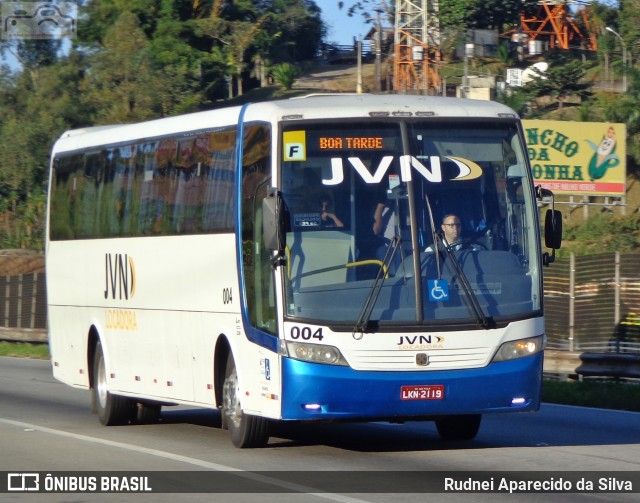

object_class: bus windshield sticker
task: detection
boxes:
[283,131,306,161]
[428,279,449,302]
[293,213,321,228]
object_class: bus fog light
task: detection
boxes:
[511,397,526,405]
[492,335,545,362]
[285,341,348,366]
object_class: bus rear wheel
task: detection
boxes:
[93,340,134,426]
[222,353,270,448]
[435,414,481,441]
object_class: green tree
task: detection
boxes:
[82,12,162,123]
[14,40,61,83]
[194,0,323,97]
[619,0,640,65]
[603,66,640,164]
[472,0,539,31]
[0,50,88,205]
[80,0,207,114]
[496,88,528,116]
[78,0,164,45]
[149,2,207,115]
[523,57,592,111]
[271,62,300,89]
[264,0,325,63]
[562,213,640,256]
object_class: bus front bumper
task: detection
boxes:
[280,354,543,421]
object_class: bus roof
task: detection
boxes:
[52,94,518,155]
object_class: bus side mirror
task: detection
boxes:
[544,209,562,250]
[543,209,562,266]
[262,191,284,252]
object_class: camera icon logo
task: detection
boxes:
[2,2,77,40]
[7,473,40,492]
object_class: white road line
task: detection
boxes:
[0,417,370,503]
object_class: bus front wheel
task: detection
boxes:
[93,340,134,426]
[222,353,270,448]
[435,414,481,441]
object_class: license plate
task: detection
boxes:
[400,385,445,400]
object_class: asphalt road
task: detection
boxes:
[1,356,639,503]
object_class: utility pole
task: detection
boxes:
[357,37,363,94]
[606,26,627,93]
[374,7,383,92]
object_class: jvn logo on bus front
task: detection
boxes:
[397,335,445,350]
[104,253,136,300]
[321,155,483,186]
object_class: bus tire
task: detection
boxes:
[435,414,481,441]
[93,340,134,426]
[222,353,270,448]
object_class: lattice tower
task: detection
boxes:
[393,0,442,91]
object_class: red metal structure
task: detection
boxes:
[520,1,597,52]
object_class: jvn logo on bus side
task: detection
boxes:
[104,253,136,300]
[321,155,482,186]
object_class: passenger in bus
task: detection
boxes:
[372,198,396,243]
[425,214,481,252]
[320,195,344,228]
[372,194,403,271]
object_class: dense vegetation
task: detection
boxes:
[0,0,638,253]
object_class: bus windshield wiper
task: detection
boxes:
[438,235,493,329]
[352,236,401,338]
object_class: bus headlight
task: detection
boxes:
[282,341,349,366]
[492,335,545,362]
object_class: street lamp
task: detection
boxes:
[606,26,627,93]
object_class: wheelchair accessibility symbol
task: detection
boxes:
[428,279,449,302]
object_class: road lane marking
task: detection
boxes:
[0,417,371,503]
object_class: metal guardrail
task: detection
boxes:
[0,327,47,343]
[543,350,581,375]
[576,353,640,379]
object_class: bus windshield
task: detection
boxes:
[280,119,541,327]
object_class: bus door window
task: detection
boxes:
[241,124,276,335]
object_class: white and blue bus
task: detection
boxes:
[46,94,561,447]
